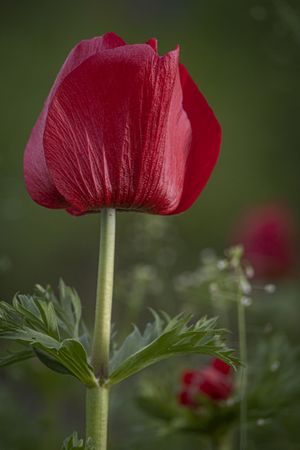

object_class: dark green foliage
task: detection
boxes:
[0,348,34,366]
[135,334,300,448]
[247,334,300,425]
[137,374,238,442]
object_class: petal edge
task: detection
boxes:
[171,64,222,214]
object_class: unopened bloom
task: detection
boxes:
[232,204,297,279]
[24,32,221,216]
[179,358,233,407]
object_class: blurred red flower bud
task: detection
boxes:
[212,357,231,375]
[232,204,298,279]
[24,32,221,216]
[179,358,233,407]
[179,389,196,407]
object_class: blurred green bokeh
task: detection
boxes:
[1,0,299,298]
[0,0,299,449]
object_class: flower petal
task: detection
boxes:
[199,367,232,400]
[24,32,126,208]
[43,44,190,214]
[172,64,222,214]
[212,358,231,375]
[146,38,158,52]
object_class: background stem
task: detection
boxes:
[86,208,116,450]
[237,294,248,450]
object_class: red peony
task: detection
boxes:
[179,358,233,407]
[24,32,221,216]
[232,204,297,279]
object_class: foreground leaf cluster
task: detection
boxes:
[0,281,97,387]
[0,282,237,388]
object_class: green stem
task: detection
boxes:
[86,208,116,450]
[237,294,247,450]
[86,386,109,450]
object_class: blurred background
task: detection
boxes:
[0,0,299,449]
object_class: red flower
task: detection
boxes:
[232,204,297,279]
[179,358,233,407]
[24,32,221,216]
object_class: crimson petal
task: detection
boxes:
[43,45,191,215]
[172,64,222,214]
[146,38,158,52]
[24,32,126,208]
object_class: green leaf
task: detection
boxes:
[0,349,35,367]
[35,280,85,340]
[109,310,237,386]
[33,339,97,387]
[34,348,72,375]
[0,283,97,387]
[61,431,95,450]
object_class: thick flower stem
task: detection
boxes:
[86,386,109,450]
[86,208,116,450]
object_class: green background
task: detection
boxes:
[1,0,299,299]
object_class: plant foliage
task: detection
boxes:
[108,310,238,385]
[0,282,237,388]
[0,280,97,387]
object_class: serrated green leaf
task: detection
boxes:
[61,431,95,450]
[57,279,82,338]
[37,300,60,340]
[8,294,60,340]
[0,349,35,367]
[109,311,237,386]
[33,339,97,387]
[35,280,85,339]
[0,284,96,387]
